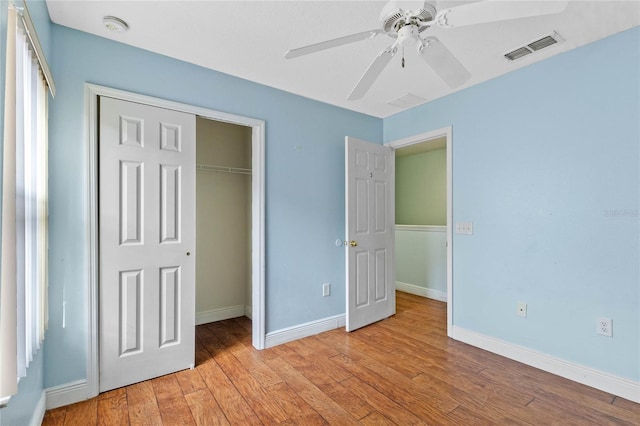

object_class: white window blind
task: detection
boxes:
[1,2,53,406]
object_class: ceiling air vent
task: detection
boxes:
[388,93,427,109]
[504,31,563,61]
[504,47,532,61]
[528,35,558,51]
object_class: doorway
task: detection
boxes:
[394,137,447,301]
[195,118,253,325]
[85,84,266,398]
[386,127,453,334]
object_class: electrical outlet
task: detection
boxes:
[596,317,612,337]
[322,283,331,297]
[517,302,527,318]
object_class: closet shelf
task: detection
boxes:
[196,163,251,175]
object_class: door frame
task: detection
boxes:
[385,126,453,335]
[84,83,266,398]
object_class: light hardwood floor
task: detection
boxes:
[43,291,639,425]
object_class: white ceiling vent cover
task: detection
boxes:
[504,31,564,61]
[388,93,427,109]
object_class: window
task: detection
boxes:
[0,2,55,406]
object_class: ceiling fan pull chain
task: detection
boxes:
[402,47,405,68]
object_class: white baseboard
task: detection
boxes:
[451,325,640,403]
[396,281,447,302]
[196,305,246,325]
[29,390,46,426]
[245,305,253,320]
[265,314,346,348]
[45,379,88,409]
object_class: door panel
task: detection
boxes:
[159,266,180,346]
[160,164,180,242]
[120,161,143,245]
[345,136,395,332]
[119,269,142,355]
[99,96,195,392]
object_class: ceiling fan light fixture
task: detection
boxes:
[379,0,436,34]
[103,16,129,32]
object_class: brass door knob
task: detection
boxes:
[350,240,358,247]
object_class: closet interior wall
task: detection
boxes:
[195,118,252,325]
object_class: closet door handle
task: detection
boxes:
[186,251,191,256]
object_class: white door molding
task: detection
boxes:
[84,84,266,398]
[386,126,453,335]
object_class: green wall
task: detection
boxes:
[395,148,446,225]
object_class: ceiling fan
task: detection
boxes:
[284,0,569,100]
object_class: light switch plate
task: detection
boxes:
[455,222,473,235]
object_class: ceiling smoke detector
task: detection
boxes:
[103,16,129,32]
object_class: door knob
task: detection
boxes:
[350,240,358,247]
[186,251,191,256]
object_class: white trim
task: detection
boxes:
[85,83,266,401]
[244,305,253,320]
[396,281,447,302]
[195,305,245,325]
[44,380,87,410]
[395,225,446,233]
[265,314,346,348]
[251,121,266,350]
[85,85,100,400]
[386,126,453,336]
[451,326,640,403]
[28,390,46,426]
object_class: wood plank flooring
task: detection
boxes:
[43,292,639,425]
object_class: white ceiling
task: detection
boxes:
[45,0,640,118]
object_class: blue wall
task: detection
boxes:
[0,1,50,423]
[385,27,639,381]
[44,24,381,387]
[1,4,637,421]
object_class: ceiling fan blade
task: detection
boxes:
[418,37,471,88]
[436,0,569,28]
[285,29,382,59]
[348,47,397,100]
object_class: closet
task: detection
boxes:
[195,118,252,324]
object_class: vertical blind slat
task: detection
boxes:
[0,6,19,406]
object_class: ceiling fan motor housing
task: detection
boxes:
[379,0,437,36]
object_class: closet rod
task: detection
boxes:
[196,163,252,175]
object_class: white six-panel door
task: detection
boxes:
[99,96,195,392]
[345,137,395,332]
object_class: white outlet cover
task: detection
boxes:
[322,283,331,297]
[517,303,527,318]
[596,317,612,337]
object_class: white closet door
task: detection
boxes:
[99,96,196,392]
